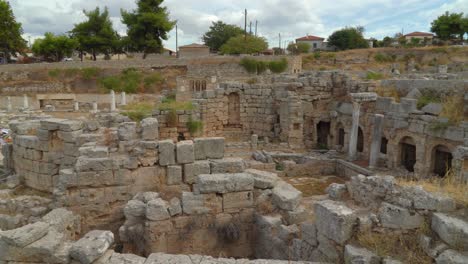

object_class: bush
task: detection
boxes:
[99,76,121,92]
[98,68,143,93]
[187,118,203,135]
[440,95,464,125]
[313,51,321,59]
[416,90,441,109]
[268,58,288,73]
[166,109,178,127]
[121,102,155,122]
[81,67,100,80]
[240,58,258,74]
[158,99,194,111]
[366,71,384,80]
[256,61,268,74]
[144,73,164,89]
[374,53,395,63]
[48,69,61,78]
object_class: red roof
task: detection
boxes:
[404,32,434,37]
[179,43,209,48]
[296,35,325,41]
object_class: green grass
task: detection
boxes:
[374,53,395,63]
[268,58,288,73]
[98,68,143,93]
[144,73,164,89]
[81,67,101,80]
[48,69,61,78]
[416,90,441,109]
[121,102,155,122]
[366,71,384,80]
[158,99,194,111]
[240,57,289,74]
[187,118,203,135]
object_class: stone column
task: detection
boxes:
[74,102,79,112]
[7,96,12,112]
[251,134,258,150]
[369,114,384,169]
[110,90,116,112]
[92,101,98,112]
[23,94,29,109]
[348,101,361,161]
[121,92,127,106]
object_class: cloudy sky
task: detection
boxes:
[8,0,468,50]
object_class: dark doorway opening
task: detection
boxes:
[338,128,345,146]
[400,137,416,172]
[316,121,331,148]
[433,146,453,177]
[380,137,388,154]
[357,127,364,152]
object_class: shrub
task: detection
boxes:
[48,69,61,78]
[99,76,122,92]
[440,95,464,125]
[240,58,258,74]
[313,51,321,59]
[256,61,268,74]
[120,68,142,93]
[64,68,80,78]
[374,53,395,63]
[144,72,164,89]
[416,90,441,109]
[187,118,203,135]
[158,100,194,111]
[81,67,100,80]
[365,71,384,80]
[268,58,288,73]
[121,102,155,122]
[166,109,178,127]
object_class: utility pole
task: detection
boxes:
[255,20,258,37]
[249,21,252,35]
[176,24,179,58]
[244,9,247,41]
[279,33,281,50]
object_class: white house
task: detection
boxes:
[295,35,326,52]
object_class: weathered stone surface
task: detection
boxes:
[24,229,66,261]
[70,230,114,264]
[419,234,448,258]
[176,140,195,164]
[42,208,76,233]
[382,258,403,264]
[326,183,347,200]
[314,200,357,244]
[422,103,443,116]
[436,250,468,264]
[75,157,114,172]
[223,191,254,211]
[245,169,279,189]
[118,122,137,141]
[344,245,380,264]
[432,213,468,250]
[0,221,49,247]
[158,140,175,166]
[141,118,159,141]
[405,186,456,212]
[184,161,210,184]
[210,158,246,173]
[181,192,222,215]
[124,200,146,218]
[168,198,182,216]
[194,137,224,160]
[146,198,170,221]
[109,252,146,264]
[301,222,317,246]
[197,173,254,194]
[272,181,302,211]
[284,205,307,225]
[167,165,182,185]
[378,202,424,229]
[79,146,109,158]
[133,192,160,203]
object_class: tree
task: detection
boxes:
[220,35,268,55]
[0,0,27,60]
[121,0,176,59]
[287,42,310,54]
[381,36,393,47]
[431,11,468,41]
[328,27,369,51]
[202,21,244,52]
[32,32,78,61]
[71,7,119,61]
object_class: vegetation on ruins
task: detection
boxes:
[328,26,369,51]
[157,96,194,111]
[99,68,164,93]
[47,67,101,80]
[122,102,155,122]
[287,42,311,55]
[375,86,401,102]
[240,58,288,74]
[32,33,78,62]
[373,53,396,63]
[202,21,244,52]
[70,7,120,61]
[187,117,203,136]
[440,95,465,125]
[416,90,441,109]
[220,35,268,55]
[121,0,176,59]
[0,0,27,58]
[365,71,384,80]
[430,11,468,41]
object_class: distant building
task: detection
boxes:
[178,43,210,58]
[295,35,326,52]
[403,32,434,42]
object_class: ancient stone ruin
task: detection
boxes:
[0,53,467,263]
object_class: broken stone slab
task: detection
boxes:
[344,244,381,264]
[271,181,302,211]
[158,140,175,166]
[167,165,182,185]
[118,122,137,141]
[418,234,448,258]
[283,205,308,225]
[184,161,210,184]
[404,186,456,212]
[435,249,468,264]
[210,157,246,174]
[197,173,254,194]
[69,230,114,264]
[378,202,424,229]
[314,200,357,245]
[109,252,146,264]
[194,137,224,160]
[24,229,66,262]
[75,157,114,172]
[432,213,468,250]
[176,140,195,164]
[78,146,109,158]
[133,192,160,203]
[42,208,76,233]
[0,221,49,247]
[145,198,170,221]
[301,222,318,246]
[422,103,443,116]
[168,198,182,216]
[181,192,221,215]
[124,199,146,218]
[245,169,279,189]
[326,183,347,200]
[141,117,159,141]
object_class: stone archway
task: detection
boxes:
[227,93,241,126]
[316,121,331,148]
[432,145,453,177]
[357,127,364,153]
[399,136,416,172]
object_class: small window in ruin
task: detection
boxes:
[202,80,207,91]
[380,137,388,154]
[433,145,453,177]
[357,127,364,153]
[338,128,345,146]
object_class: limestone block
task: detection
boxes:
[124,200,146,218]
[40,118,66,131]
[283,205,307,225]
[146,198,170,221]
[405,186,456,212]
[210,158,246,174]
[245,169,279,189]
[109,252,146,263]
[0,221,49,247]
[419,234,448,258]
[422,103,443,116]
[194,137,224,160]
[24,229,66,261]
[184,161,210,184]
[436,250,468,264]
[79,146,109,158]
[42,208,76,233]
[326,183,348,200]
[75,157,114,172]
[314,200,357,244]
[432,213,468,250]
[301,222,317,246]
[176,140,195,164]
[344,244,381,264]
[145,253,192,263]
[316,232,342,262]
[378,202,424,229]
[141,117,159,141]
[181,192,222,215]
[383,258,403,264]
[118,122,137,141]
[167,165,182,185]
[168,198,182,216]
[69,230,114,264]
[158,140,175,166]
[271,181,302,211]
[57,120,84,132]
[133,192,160,203]
[197,173,254,194]
[223,191,254,212]
[57,130,83,143]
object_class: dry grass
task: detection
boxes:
[375,86,400,102]
[440,95,465,124]
[357,230,432,263]
[397,169,468,207]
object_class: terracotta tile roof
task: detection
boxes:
[296,35,325,41]
[404,32,434,37]
[179,43,209,48]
